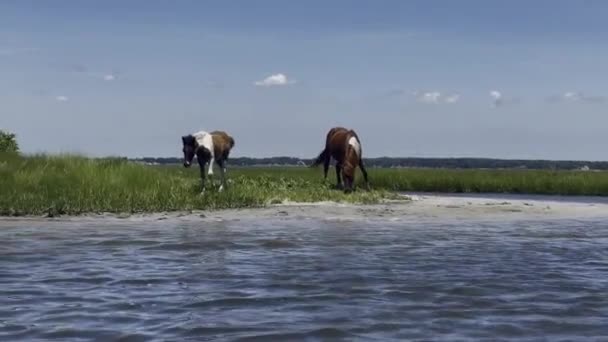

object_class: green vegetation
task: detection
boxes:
[0,130,19,153]
[3,154,608,217]
[0,154,391,216]
[366,168,608,196]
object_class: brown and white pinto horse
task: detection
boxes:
[311,127,369,193]
[182,130,235,193]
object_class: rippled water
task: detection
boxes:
[2,216,608,341]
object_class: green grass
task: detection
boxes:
[0,154,391,216]
[3,153,608,216]
[366,168,608,196]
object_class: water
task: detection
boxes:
[1,216,608,341]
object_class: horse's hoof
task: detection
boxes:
[218,185,224,192]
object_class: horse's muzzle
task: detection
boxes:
[183,162,191,168]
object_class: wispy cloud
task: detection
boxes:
[418,91,441,103]
[444,94,461,103]
[548,91,605,104]
[0,47,39,56]
[489,90,521,107]
[254,73,294,87]
[67,64,118,81]
[55,95,69,102]
[563,91,581,102]
[385,88,407,97]
[412,91,460,104]
[68,64,88,73]
[490,90,503,107]
[87,72,117,81]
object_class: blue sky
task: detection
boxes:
[1,0,608,160]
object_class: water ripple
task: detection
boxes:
[1,218,607,340]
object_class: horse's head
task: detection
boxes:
[341,135,362,193]
[342,148,360,193]
[342,164,355,193]
[181,135,196,167]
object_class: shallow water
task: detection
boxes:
[1,216,608,341]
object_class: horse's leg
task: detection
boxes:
[197,157,207,194]
[207,154,215,176]
[359,158,370,190]
[335,163,343,189]
[206,143,215,177]
[217,159,227,192]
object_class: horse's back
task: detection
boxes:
[326,127,361,145]
[192,131,214,152]
[326,127,347,142]
[210,130,235,157]
[324,127,362,162]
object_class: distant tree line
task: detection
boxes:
[131,156,608,170]
[3,129,604,170]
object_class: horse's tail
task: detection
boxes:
[310,148,328,168]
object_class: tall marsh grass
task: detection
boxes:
[367,168,608,196]
[0,154,388,216]
[2,154,608,216]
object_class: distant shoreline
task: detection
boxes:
[131,156,608,171]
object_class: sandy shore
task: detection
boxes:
[2,193,608,225]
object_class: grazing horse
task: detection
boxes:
[311,127,369,193]
[181,130,235,193]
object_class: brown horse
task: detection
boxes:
[311,127,369,193]
[182,130,235,193]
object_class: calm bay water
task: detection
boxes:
[1,216,608,341]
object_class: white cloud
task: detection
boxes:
[490,90,503,107]
[419,91,441,103]
[444,94,460,103]
[66,64,119,81]
[55,95,69,102]
[563,91,580,102]
[91,72,117,81]
[559,91,604,103]
[254,73,294,87]
[413,91,460,104]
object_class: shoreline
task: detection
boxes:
[2,193,608,224]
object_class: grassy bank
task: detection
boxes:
[2,154,608,216]
[0,154,391,216]
[368,168,608,196]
